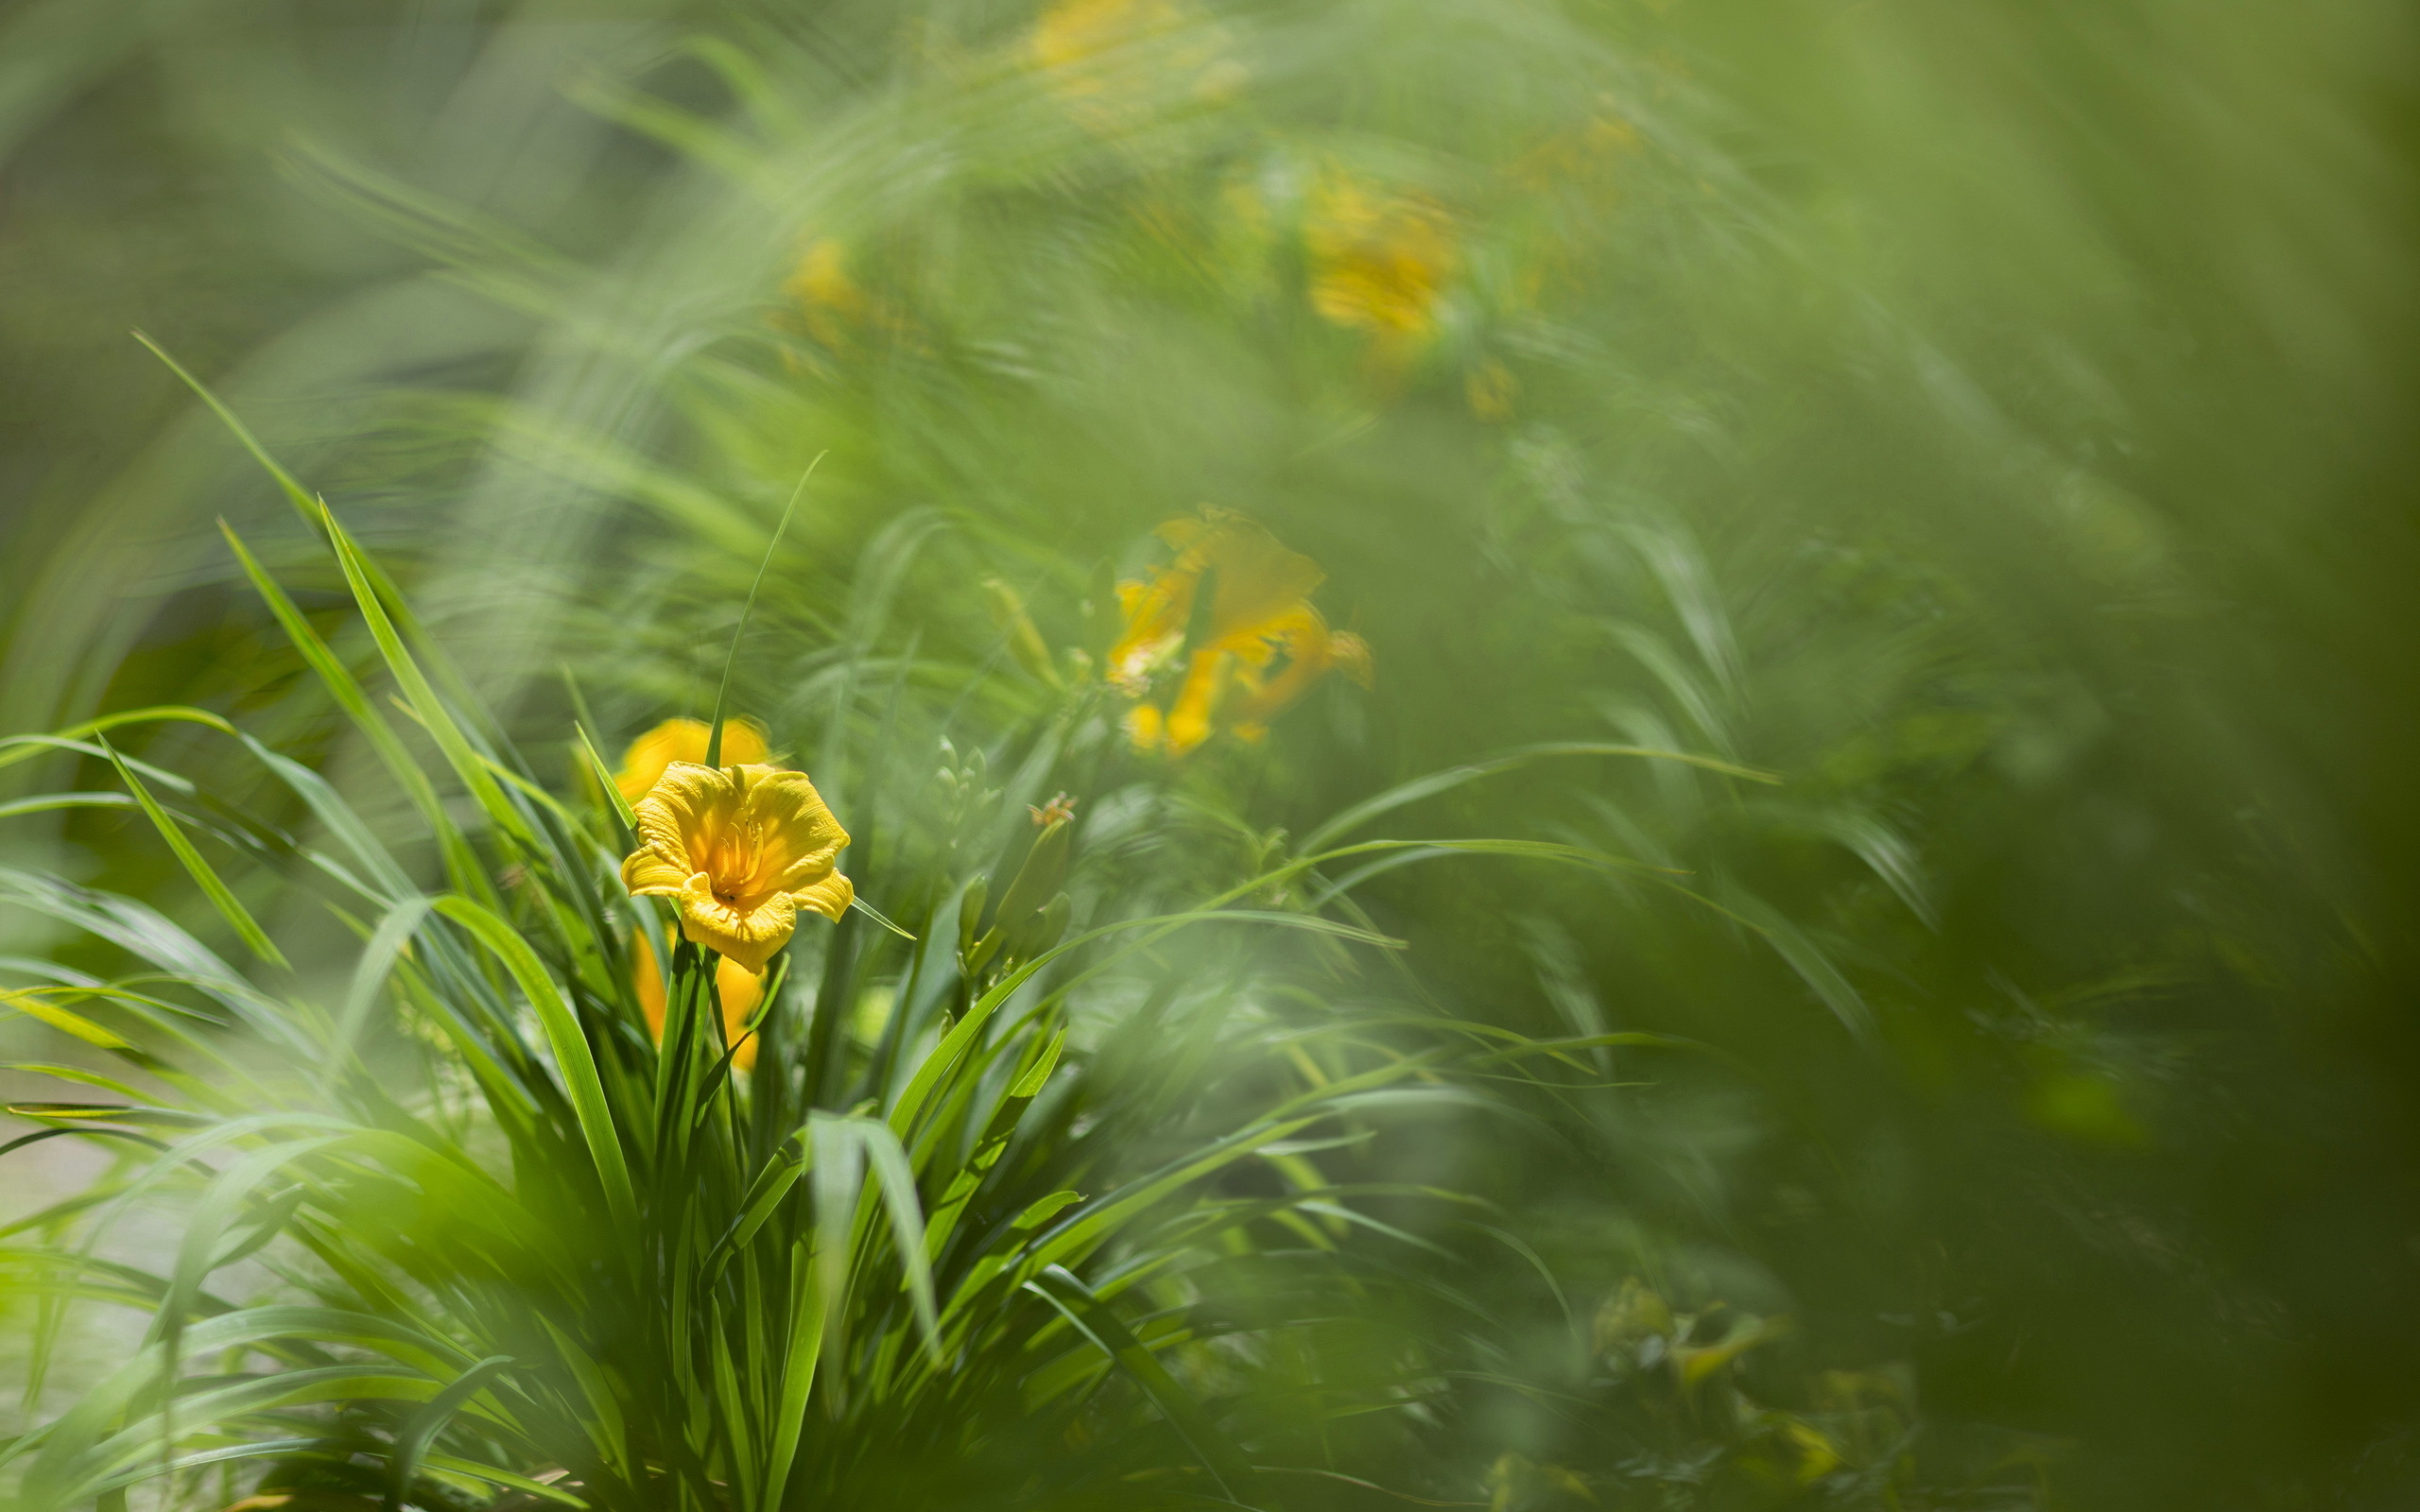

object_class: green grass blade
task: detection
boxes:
[315,498,535,849]
[1300,741,1781,855]
[704,452,821,769]
[386,1354,516,1512]
[759,1240,826,1512]
[218,521,488,902]
[1025,1265,1258,1503]
[0,708,235,776]
[434,895,638,1230]
[95,737,287,971]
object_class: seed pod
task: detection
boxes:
[983,576,1063,689]
[958,875,989,954]
[966,926,1005,974]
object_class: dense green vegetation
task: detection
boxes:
[4,2,2417,1509]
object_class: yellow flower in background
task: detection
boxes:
[614,717,769,802]
[1305,170,1459,350]
[620,763,853,972]
[1464,357,1519,422]
[782,238,870,351]
[1108,510,1323,689]
[632,929,767,1073]
[1111,511,1374,757]
[778,236,924,354]
[1511,98,1641,197]
[1030,0,1239,132]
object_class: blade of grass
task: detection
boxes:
[95,738,287,971]
[433,896,638,1231]
[704,453,823,769]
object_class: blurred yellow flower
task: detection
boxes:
[1305,171,1459,350]
[782,238,869,350]
[1465,357,1519,422]
[614,717,769,802]
[1030,0,1238,131]
[1110,511,1373,757]
[619,763,853,972]
[1512,99,1640,196]
[632,928,767,1073]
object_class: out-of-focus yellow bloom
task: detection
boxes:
[620,763,853,972]
[1029,0,1239,132]
[779,236,885,352]
[632,928,767,1073]
[614,717,769,802]
[1305,170,1459,350]
[777,237,922,356]
[1503,101,1644,310]
[782,238,868,350]
[1512,99,1641,196]
[1464,357,1519,422]
[1110,511,1373,757]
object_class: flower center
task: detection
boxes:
[695,816,785,907]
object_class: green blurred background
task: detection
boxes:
[5,0,2419,1507]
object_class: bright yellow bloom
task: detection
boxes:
[614,718,769,802]
[632,929,766,1073]
[619,763,853,972]
[1110,511,1373,757]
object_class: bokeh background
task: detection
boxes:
[6,1,2420,1507]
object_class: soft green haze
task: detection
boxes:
[2,2,2416,1509]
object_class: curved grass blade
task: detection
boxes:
[1301,741,1780,855]
[704,452,822,769]
[96,736,287,971]
[0,707,235,775]
[1026,1264,1260,1505]
[434,895,638,1230]
[386,1354,516,1512]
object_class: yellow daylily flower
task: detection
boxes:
[614,717,769,802]
[632,928,766,1073]
[1110,511,1373,757]
[619,763,853,972]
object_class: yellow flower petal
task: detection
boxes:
[717,958,766,1073]
[790,871,855,923]
[677,873,799,974]
[614,717,769,801]
[633,928,668,1034]
[619,851,696,898]
[1110,512,1372,757]
[1189,517,1325,649]
[1125,702,1167,753]
[1163,648,1228,757]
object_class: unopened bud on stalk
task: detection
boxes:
[1027,892,1071,960]
[963,799,1078,976]
[959,876,989,954]
[993,806,1073,935]
[983,576,1063,688]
